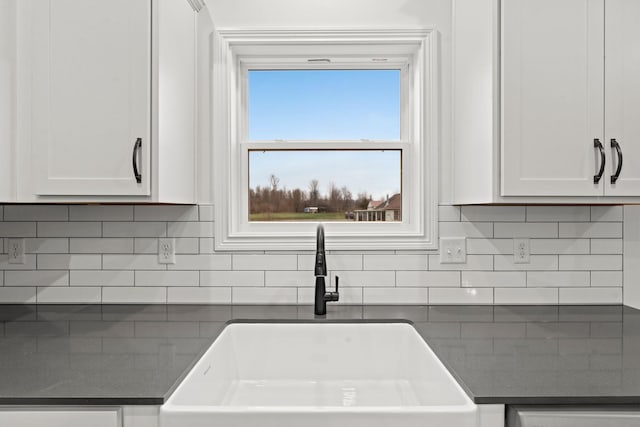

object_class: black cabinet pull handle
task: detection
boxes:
[611,138,623,184]
[132,138,142,184]
[594,138,605,184]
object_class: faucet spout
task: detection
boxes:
[314,224,338,316]
[315,224,327,277]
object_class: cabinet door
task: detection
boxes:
[0,408,120,427]
[31,0,151,196]
[604,0,640,196]
[501,0,605,196]
[0,0,15,201]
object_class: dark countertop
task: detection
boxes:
[0,304,639,406]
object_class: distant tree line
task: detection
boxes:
[250,175,373,214]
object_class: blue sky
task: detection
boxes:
[248,69,401,199]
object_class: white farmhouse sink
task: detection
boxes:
[160,322,478,427]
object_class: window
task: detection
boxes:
[212,29,438,250]
[248,69,401,141]
[248,149,402,222]
[248,69,402,223]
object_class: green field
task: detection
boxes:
[250,212,345,221]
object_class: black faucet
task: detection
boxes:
[314,224,339,315]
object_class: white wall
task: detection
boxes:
[207,0,450,28]
[206,0,454,204]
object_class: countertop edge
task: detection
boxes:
[0,397,164,406]
[474,396,640,405]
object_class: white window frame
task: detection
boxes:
[212,29,438,251]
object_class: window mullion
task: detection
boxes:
[242,140,407,151]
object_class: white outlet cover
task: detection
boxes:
[7,238,25,264]
[513,238,530,264]
[158,238,176,264]
[439,237,466,264]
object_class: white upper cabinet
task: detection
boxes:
[501,0,604,197]
[31,0,151,196]
[604,0,640,196]
[15,0,197,203]
[452,0,640,203]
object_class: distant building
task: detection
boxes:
[367,199,384,210]
[353,193,401,221]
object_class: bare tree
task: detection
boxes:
[328,182,342,212]
[269,174,280,191]
[291,188,305,213]
[249,180,380,219]
[308,179,320,205]
[340,186,353,211]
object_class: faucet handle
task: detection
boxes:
[324,275,339,303]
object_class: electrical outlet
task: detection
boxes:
[158,238,176,264]
[513,238,530,264]
[439,237,466,264]
[7,238,25,264]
